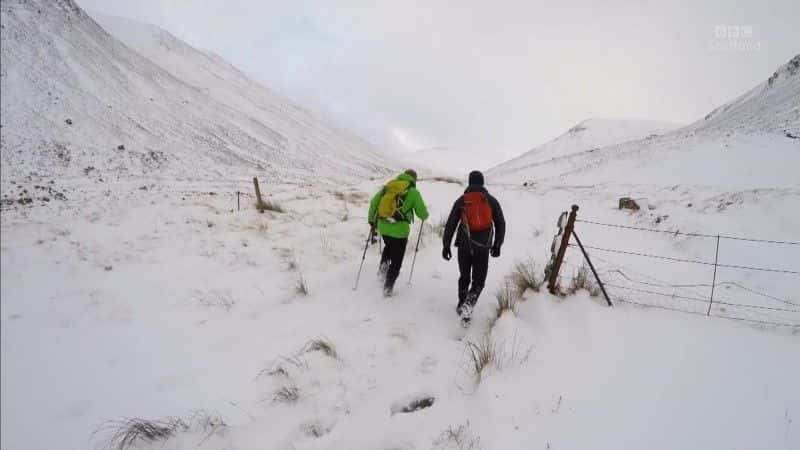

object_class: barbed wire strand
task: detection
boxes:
[570,244,799,275]
[614,297,800,328]
[604,283,800,313]
[575,219,800,245]
[603,268,800,308]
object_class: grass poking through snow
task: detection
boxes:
[494,281,518,319]
[509,258,544,295]
[433,421,482,450]
[301,337,339,359]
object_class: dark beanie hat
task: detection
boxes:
[468,170,485,186]
[404,169,418,180]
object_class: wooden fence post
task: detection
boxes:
[253,177,265,213]
[548,204,579,294]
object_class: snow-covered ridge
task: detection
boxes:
[692,54,800,135]
[0,0,396,186]
[488,117,680,178]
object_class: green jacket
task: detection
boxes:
[368,173,429,239]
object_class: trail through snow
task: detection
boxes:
[2,178,798,450]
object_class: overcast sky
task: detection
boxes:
[78,0,799,158]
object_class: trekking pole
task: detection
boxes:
[407,220,425,286]
[353,226,375,291]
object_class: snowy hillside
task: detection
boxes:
[488,55,800,187]
[693,54,800,135]
[0,1,395,185]
[489,118,679,179]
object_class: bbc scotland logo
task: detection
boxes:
[708,25,761,52]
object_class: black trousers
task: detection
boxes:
[380,235,407,288]
[458,246,489,307]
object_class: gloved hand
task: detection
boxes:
[490,246,501,258]
[442,247,452,261]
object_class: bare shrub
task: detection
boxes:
[433,421,482,450]
[510,258,543,295]
[301,337,338,359]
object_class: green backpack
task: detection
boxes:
[377,179,411,221]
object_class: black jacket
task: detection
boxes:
[442,185,506,250]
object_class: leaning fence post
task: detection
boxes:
[707,234,721,316]
[548,204,579,294]
[253,177,265,213]
[572,230,613,307]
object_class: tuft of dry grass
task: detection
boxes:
[464,336,499,384]
[568,265,601,297]
[433,421,482,450]
[258,355,309,379]
[273,384,300,404]
[94,411,228,450]
[494,281,518,319]
[95,417,188,450]
[509,258,544,295]
[295,273,309,296]
[301,337,338,359]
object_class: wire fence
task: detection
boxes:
[567,217,800,329]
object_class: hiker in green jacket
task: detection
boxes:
[368,169,429,296]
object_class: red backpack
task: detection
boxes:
[461,192,493,231]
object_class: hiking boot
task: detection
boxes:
[459,302,473,326]
[383,283,394,298]
[378,262,389,281]
[465,292,478,307]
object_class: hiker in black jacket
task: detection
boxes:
[442,170,506,325]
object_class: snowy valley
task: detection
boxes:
[1,2,799,450]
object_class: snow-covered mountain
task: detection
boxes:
[488,55,800,186]
[489,118,679,177]
[0,0,396,185]
[692,54,800,135]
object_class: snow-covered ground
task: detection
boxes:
[2,177,798,450]
[2,1,799,450]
